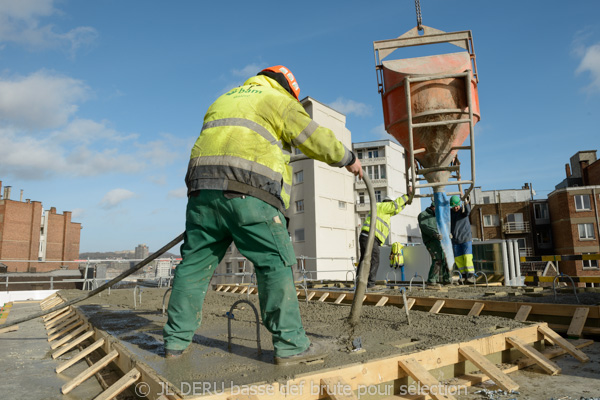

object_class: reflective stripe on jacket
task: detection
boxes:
[361,195,409,244]
[390,242,404,266]
[186,75,353,209]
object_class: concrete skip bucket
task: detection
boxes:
[374,25,481,199]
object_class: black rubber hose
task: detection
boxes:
[2,232,185,328]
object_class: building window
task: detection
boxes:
[483,196,491,204]
[375,190,382,203]
[578,223,595,240]
[534,203,549,220]
[294,170,304,184]
[295,200,304,213]
[582,253,599,269]
[226,262,232,274]
[294,147,302,155]
[357,149,363,159]
[294,229,305,242]
[237,261,245,273]
[536,230,551,246]
[574,195,591,211]
[338,201,346,209]
[367,149,379,158]
[227,244,233,254]
[483,214,499,227]
[358,192,365,204]
[380,165,386,179]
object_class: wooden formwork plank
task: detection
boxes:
[227,396,259,400]
[50,324,89,350]
[505,336,560,375]
[567,307,589,338]
[230,286,239,293]
[538,325,590,363]
[41,292,59,302]
[320,377,358,400]
[239,287,248,294]
[56,338,106,373]
[45,310,75,328]
[247,287,256,295]
[318,293,330,302]
[61,349,119,394]
[48,320,84,342]
[43,306,71,322]
[398,357,456,400]
[376,297,389,307]
[514,305,532,322]
[52,330,95,359]
[467,302,485,317]
[307,292,317,301]
[458,346,518,392]
[403,298,416,311]
[334,293,347,304]
[0,325,18,334]
[94,367,141,400]
[429,300,445,314]
[41,297,63,310]
[46,314,78,335]
[222,286,231,293]
[216,285,224,291]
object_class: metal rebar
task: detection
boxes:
[227,299,262,355]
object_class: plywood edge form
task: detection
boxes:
[184,324,551,400]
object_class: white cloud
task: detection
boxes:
[99,189,136,210]
[370,123,388,140]
[328,97,372,117]
[168,187,188,199]
[71,208,85,219]
[0,0,98,55]
[575,43,600,93]
[232,63,264,78]
[0,71,89,130]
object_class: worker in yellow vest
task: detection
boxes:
[163,65,363,366]
[357,190,410,289]
[389,242,405,281]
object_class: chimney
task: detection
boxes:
[565,163,571,178]
[50,207,57,214]
[20,189,23,202]
[522,183,529,189]
[0,180,2,199]
[4,186,11,200]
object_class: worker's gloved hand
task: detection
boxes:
[435,233,443,240]
[345,158,363,179]
[449,234,453,239]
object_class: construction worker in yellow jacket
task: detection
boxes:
[163,65,363,366]
[357,192,409,289]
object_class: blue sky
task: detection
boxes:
[1,0,599,253]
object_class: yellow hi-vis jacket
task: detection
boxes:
[390,242,404,268]
[361,195,409,244]
[186,75,353,210]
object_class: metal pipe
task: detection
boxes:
[501,240,510,286]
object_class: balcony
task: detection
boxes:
[503,221,531,234]
[355,178,388,189]
[356,202,371,212]
[358,157,386,166]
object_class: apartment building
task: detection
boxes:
[352,140,422,249]
[214,97,358,283]
[470,185,535,257]
[547,151,600,278]
[0,181,81,272]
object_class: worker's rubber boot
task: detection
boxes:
[274,342,329,366]
[466,273,476,284]
[164,347,186,358]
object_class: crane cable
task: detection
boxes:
[414,0,423,31]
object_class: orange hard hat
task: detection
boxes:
[259,65,300,100]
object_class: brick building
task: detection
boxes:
[470,185,536,257]
[0,181,82,273]
[548,151,600,278]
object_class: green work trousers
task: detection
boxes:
[425,240,450,284]
[163,190,310,357]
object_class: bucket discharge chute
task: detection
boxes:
[374,25,480,199]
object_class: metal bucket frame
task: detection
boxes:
[374,25,478,202]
